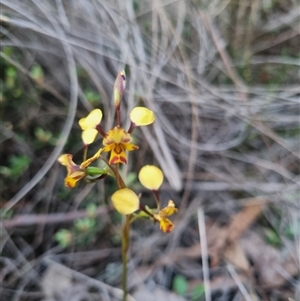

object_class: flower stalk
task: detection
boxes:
[121,214,131,301]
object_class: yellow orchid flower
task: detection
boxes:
[154,200,178,233]
[79,109,103,145]
[102,126,138,164]
[138,165,164,190]
[130,107,155,126]
[111,188,139,215]
[58,154,86,188]
[58,150,102,187]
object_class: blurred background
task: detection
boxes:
[1,0,299,300]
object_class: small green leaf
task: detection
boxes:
[6,67,17,88]
[54,229,72,248]
[30,64,44,81]
[3,46,12,56]
[86,166,107,176]
[86,203,97,218]
[0,208,13,219]
[192,284,205,301]
[6,67,17,78]
[0,166,12,177]
[285,222,300,239]
[74,217,96,232]
[35,127,53,143]
[172,275,188,296]
[6,155,31,180]
[84,89,101,104]
[265,229,281,247]
[85,167,107,182]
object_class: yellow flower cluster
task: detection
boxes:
[111,165,178,232]
[57,71,178,233]
[78,106,154,164]
[58,71,155,185]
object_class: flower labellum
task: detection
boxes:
[102,127,138,164]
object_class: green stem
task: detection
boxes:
[115,163,126,189]
[152,190,161,210]
[100,156,119,179]
[121,214,131,301]
[139,204,156,220]
[114,163,128,300]
[83,145,88,161]
[127,121,136,134]
[96,123,107,138]
[116,107,121,127]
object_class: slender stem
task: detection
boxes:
[116,107,121,127]
[115,163,126,189]
[121,214,131,301]
[152,190,161,210]
[100,157,126,190]
[83,145,88,161]
[139,204,156,220]
[99,155,118,178]
[127,121,136,134]
[96,123,107,138]
[114,163,128,300]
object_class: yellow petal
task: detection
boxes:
[109,146,127,164]
[104,127,130,145]
[160,200,178,217]
[80,148,103,169]
[65,177,77,188]
[111,188,139,215]
[81,129,98,145]
[102,144,113,152]
[58,154,71,166]
[160,218,175,233]
[123,143,139,151]
[138,165,163,190]
[79,109,102,130]
[64,170,86,187]
[130,107,155,126]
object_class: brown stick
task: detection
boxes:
[2,206,109,228]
